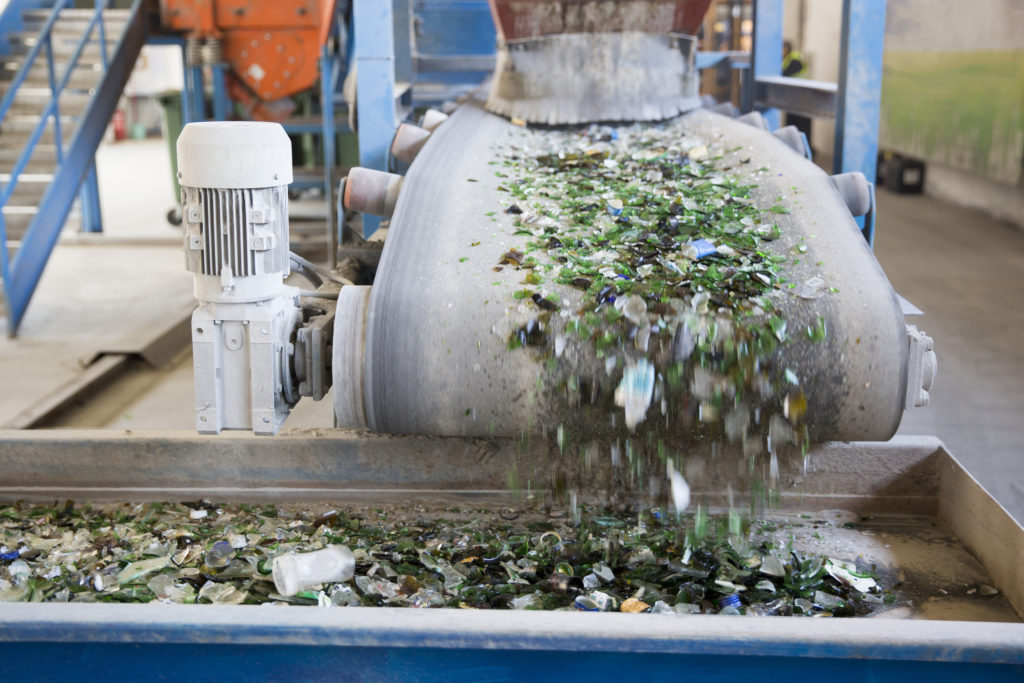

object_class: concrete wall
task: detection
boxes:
[925,164,1024,230]
[881,0,1024,188]
[783,0,1024,230]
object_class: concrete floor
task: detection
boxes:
[0,138,192,428]
[2,136,1022,524]
[875,191,1024,524]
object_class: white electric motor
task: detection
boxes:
[178,121,300,435]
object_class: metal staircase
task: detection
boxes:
[0,0,145,336]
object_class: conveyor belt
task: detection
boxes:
[336,98,908,442]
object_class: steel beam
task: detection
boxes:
[414,54,496,72]
[78,163,103,233]
[754,75,838,119]
[696,50,749,70]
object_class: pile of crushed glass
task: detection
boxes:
[0,500,895,616]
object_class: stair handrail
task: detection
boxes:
[3,0,144,335]
[0,0,70,122]
[0,0,111,209]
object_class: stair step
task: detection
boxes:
[8,89,92,117]
[19,25,130,43]
[23,14,131,29]
[9,35,117,61]
[2,205,38,239]
[0,63,103,91]
[3,204,81,241]
[0,122,78,147]
[1,114,78,134]
[20,9,132,36]
[0,145,58,173]
[22,8,132,23]
[6,186,47,203]
[0,172,53,182]
[1,173,54,203]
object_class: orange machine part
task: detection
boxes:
[160,0,336,102]
[223,28,320,102]
[487,0,714,41]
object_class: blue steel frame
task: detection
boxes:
[748,0,783,130]
[0,0,51,56]
[0,604,1022,680]
[0,0,146,335]
[408,0,494,105]
[319,35,339,266]
[348,0,496,239]
[185,62,206,122]
[746,0,885,245]
[353,0,397,239]
[833,0,884,244]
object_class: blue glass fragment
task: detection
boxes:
[718,593,741,608]
[686,239,718,259]
[573,596,601,612]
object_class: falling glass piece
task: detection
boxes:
[614,359,656,430]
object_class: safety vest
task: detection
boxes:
[783,50,809,79]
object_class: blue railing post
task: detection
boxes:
[187,65,205,122]
[79,164,103,233]
[211,64,230,121]
[834,0,887,245]
[44,34,64,164]
[178,41,193,125]
[0,212,9,287]
[353,0,396,239]
[321,44,337,267]
[748,0,783,130]
[96,2,109,70]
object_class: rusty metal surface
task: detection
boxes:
[158,0,331,101]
